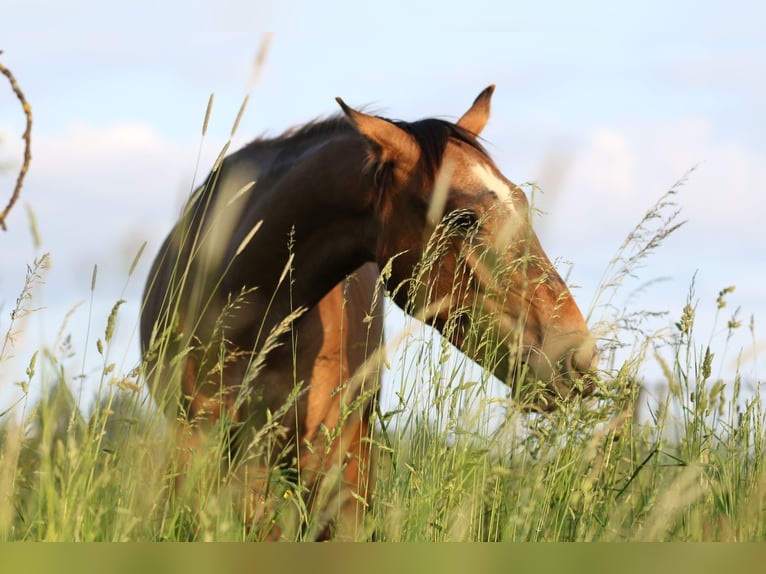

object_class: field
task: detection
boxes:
[1,161,763,542]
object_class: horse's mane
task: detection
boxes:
[251,114,353,148]
[248,113,489,192]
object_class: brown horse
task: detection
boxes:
[140,85,598,540]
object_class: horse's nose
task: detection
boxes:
[567,336,599,380]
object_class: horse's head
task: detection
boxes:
[337,86,598,410]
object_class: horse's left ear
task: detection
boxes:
[336,97,420,178]
[457,85,495,135]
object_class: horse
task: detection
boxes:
[139,85,599,540]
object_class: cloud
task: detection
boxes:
[530,116,766,255]
[0,121,229,304]
[30,121,195,199]
[660,50,766,106]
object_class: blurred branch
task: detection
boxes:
[0,51,33,231]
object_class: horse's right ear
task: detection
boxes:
[336,97,420,178]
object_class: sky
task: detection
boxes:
[1,1,765,418]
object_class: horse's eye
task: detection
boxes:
[450,210,479,231]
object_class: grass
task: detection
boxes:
[0,93,762,540]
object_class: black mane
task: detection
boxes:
[250,113,488,191]
[254,114,353,148]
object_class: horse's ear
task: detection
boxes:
[457,85,495,135]
[336,97,420,176]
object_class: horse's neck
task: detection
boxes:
[212,133,380,338]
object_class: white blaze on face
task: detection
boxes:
[470,161,526,249]
[471,162,516,207]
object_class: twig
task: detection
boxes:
[0,50,33,231]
